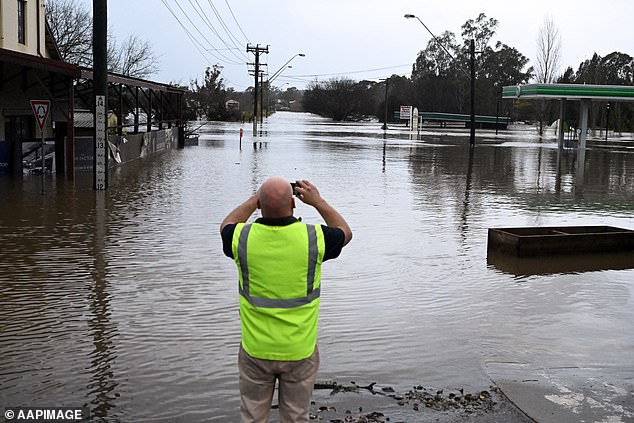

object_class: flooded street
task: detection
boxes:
[1,111,633,421]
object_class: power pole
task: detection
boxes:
[247,44,268,136]
[382,78,389,130]
[260,73,264,124]
[469,39,476,147]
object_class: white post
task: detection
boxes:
[557,99,565,150]
[578,100,589,151]
[576,99,590,186]
[41,128,45,193]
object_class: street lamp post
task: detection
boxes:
[405,14,476,146]
[381,78,389,130]
[268,53,305,85]
[264,53,305,121]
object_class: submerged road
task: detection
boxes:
[1,112,633,421]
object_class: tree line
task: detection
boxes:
[46,3,633,131]
[302,13,634,133]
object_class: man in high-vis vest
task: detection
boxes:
[221,177,352,423]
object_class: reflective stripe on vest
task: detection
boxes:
[237,223,320,309]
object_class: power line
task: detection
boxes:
[224,0,250,44]
[286,63,413,78]
[161,0,248,90]
[187,0,248,62]
[206,0,248,58]
[160,0,226,64]
[170,0,243,64]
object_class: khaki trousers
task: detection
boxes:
[239,345,319,423]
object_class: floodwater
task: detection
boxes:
[1,112,633,421]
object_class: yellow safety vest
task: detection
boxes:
[232,221,325,361]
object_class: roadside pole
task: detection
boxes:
[93,0,108,190]
[247,44,269,137]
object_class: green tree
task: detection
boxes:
[411,30,463,113]
[303,77,370,121]
[377,75,414,122]
[461,13,499,52]
[191,65,232,121]
[572,52,634,131]
[477,42,533,116]
[411,13,532,117]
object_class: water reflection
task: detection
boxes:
[488,250,634,277]
[1,112,633,421]
[460,147,475,245]
[87,193,119,420]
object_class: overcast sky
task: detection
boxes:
[102,0,633,90]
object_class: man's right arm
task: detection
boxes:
[220,194,258,258]
[220,194,258,233]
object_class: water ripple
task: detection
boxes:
[1,113,633,420]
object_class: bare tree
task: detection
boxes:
[536,16,562,83]
[46,0,92,67]
[46,0,160,78]
[535,16,562,135]
[109,34,160,79]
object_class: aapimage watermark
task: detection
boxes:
[4,407,89,422]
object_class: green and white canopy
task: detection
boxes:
[502,83,634,102]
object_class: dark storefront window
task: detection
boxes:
[6,116,34,142]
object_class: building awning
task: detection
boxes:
[79,68,187,93]
[0,47,80,77]
[502,83,634,102]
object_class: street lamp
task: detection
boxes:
[263,53,305,121]
[268,53,305,84]
[405,13,477,146]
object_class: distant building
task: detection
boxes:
[225,99,240,111]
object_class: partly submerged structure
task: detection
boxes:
[502,83,634,147]
[502,83,634,182]
[487,225,634,276]
[488,226,634,257]
[0,0,186,178]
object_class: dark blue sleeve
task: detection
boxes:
[321,225,345,261]
[221,224,237,258]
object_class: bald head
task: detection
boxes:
[258,177,295,218]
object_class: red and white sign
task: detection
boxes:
[400,105,412,120]
[30,100,51,131]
